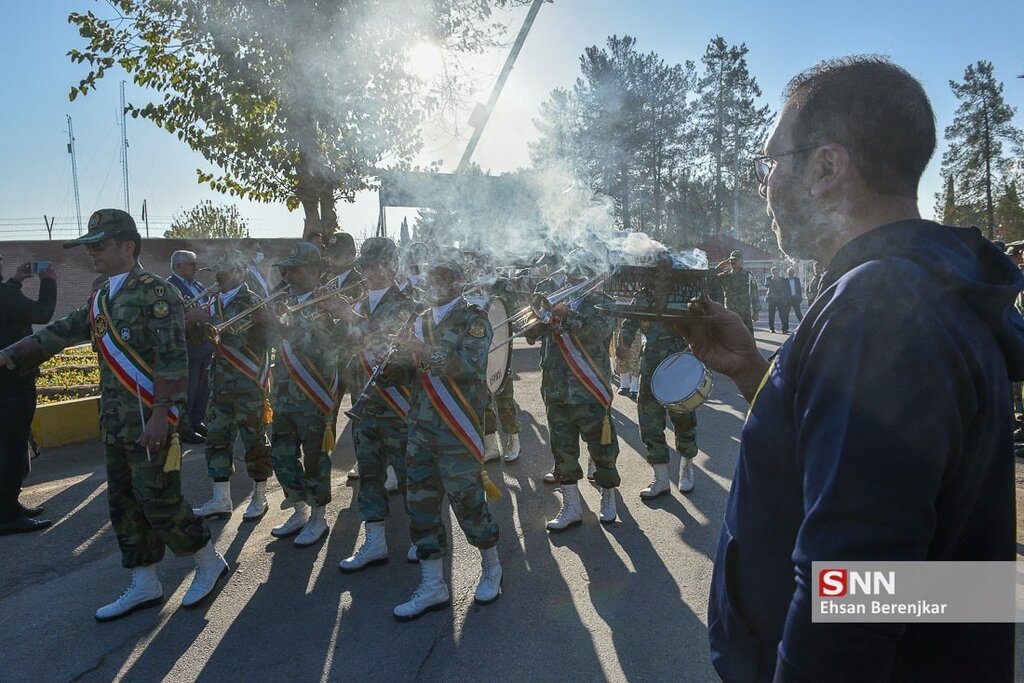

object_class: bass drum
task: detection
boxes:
[650,352,713,413]
[486,296,512,393]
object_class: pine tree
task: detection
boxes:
[939,61,1024,238]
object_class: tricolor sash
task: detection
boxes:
[279,338,338,416]
[358,350,411,420]
[213,297,270,392]
[89,289,180,425]
[553,332,613,408]
[415,313,485,462]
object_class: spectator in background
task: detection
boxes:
[306,232,325,250]
[763,266,787,333]
[168,250,213,444]
[805,261,824,305]
[779,266,804,334]
[0,253,56,535]
[239,238,270,297]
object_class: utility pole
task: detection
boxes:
[142,199,150,238]
[120,81,131,214]
[43,215,55,240]
[66,115,83,236]
[456,0,551,173]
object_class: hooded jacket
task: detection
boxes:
[709,220,1024,682]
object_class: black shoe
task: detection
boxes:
[0,516,52,536]
[194,423,208,437]
[180,431,206,444]
[18,504,44,518]
[770,328,776,333]
[617,387,630,396]
[629,391,638,401]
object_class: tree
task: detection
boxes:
[693,36,772,235]
[164,201,250,239]
[996,182,1024,242]
[939,61,1024,238]
[69,0,523,239]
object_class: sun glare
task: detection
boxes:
[407,40,446,83]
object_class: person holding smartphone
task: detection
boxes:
[0,253,56,535]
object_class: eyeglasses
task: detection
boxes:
[753,145,822,186]
[85,238,113,254]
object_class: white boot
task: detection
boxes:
[483,432,502,462]
[95,565,163,622]
[618,372,632,394]
[503,433,521,463]
[679,457,695,493]
[474,546,503,605]
[347,463,360,480]
[393,558,450,621]
[630,376,640,393]
[182,541,228,608]
[192,481,232,519]
[407,543,419,564]
[542,468,557,484]
[242,481,268,521]
[546,484,583,532]
[384,465,399,494]
[599,487,617,524]
[586,458,597,481]
[294,506,329,547]
[271,502,308,538]
[339,521,388,572]
[640,464,671,500]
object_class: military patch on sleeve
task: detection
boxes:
[152,300,170,318]
[468,319,486,338]
[120,327,132,341]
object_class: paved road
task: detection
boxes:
[3,326,1021,682]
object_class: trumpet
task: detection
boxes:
[278,281,365,324]
[490,273,608,351]
[345,316,417,423]
[205,289,288,341]
[184,283,221,310]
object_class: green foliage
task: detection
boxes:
[937,60,1024,237]
[996,182,1024,242]
[164,200,250,238]
[68,0,524,235]
[529,34,774,251]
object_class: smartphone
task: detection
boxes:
[29,261,51,275]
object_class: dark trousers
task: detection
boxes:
[186,345,212,432]
[0,382,36,522]
[767,298,785,331]
[779,297,804,332]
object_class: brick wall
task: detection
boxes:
[0,238,303,321]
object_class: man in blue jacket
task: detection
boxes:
[674,56,1022,682]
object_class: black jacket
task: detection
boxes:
[0,276,57,388]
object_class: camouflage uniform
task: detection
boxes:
[482,276,521,436]
[718,268,760,334]
[529,285,620,489]
[204,283,272,482]
[270,294,344,508]
[30,264,209,568]
[349,285,416,522]
[621,312,697,465]
[399,298,499,561]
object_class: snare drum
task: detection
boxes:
[650,352,713,412]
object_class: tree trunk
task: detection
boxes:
[984,107,994,239]
[296,173,322,239]
[320,191,338,237]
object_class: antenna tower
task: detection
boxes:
[120,81,131,213]
[66,114,83,236]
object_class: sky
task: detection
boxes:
[1,0,1022,243]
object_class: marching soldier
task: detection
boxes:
[339,238,419,571]
[264,242,343,547]
[191,249,274,521]
[0,209,227,621]
[715,250,760,334]
[621,290,699,498]
[391,258,502,620]
[527,263,621,530]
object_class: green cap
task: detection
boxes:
[326,231,356,257]
[274,241,322,268]
[63,209,138,249]
[427,255,465,281]
[352,237,398,268]
[214,248,248,272]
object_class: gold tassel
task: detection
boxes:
[601,413,612,446]
[481,469,502,501]
[263,397,274,424]
[163,432,182,473]
[321,423,336,453]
